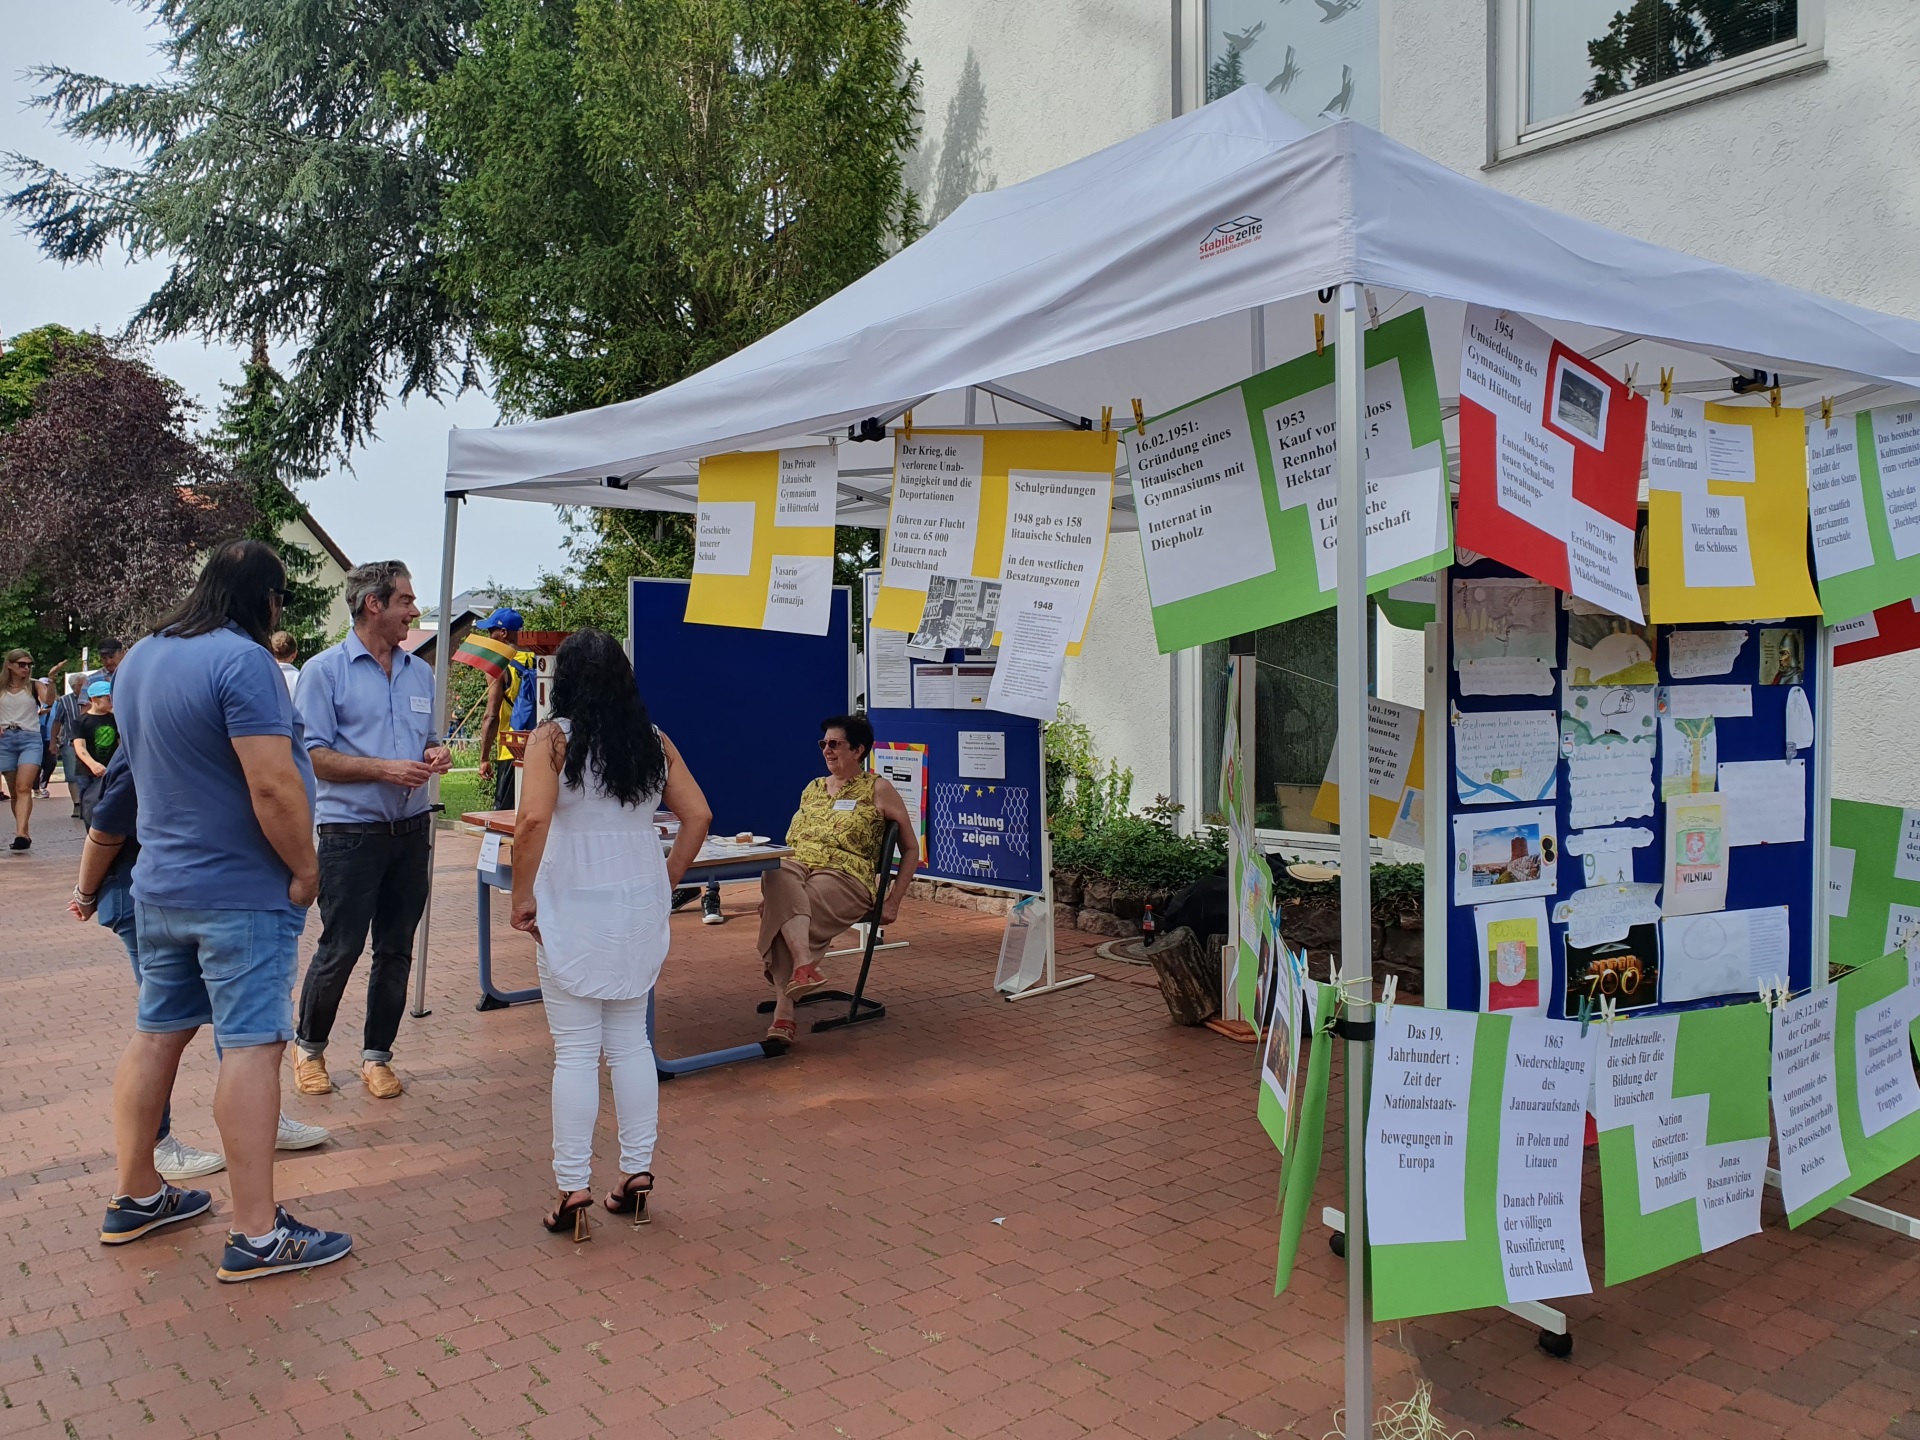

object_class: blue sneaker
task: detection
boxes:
[216,1206,353,1283]
[100,1184,212,1245]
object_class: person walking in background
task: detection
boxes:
[464,607,533,812]
[103,539,351,1281]
[49,672,87,818]
[69,678,119,823]
[292,561,448,1101]
[70,748,330,1184]
[271,632,301,698]
[508,629,711,1240]
[89,639,126,685]
[1,649,61,850]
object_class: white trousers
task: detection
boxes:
[538,974,658,1192]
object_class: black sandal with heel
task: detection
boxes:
[542,1189,593,1242]
[605,1172,653,1227]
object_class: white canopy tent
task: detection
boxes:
[429,87,1920,1422]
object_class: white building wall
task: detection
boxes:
[1383,1,1920,807]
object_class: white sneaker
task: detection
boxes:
[154,1134,227,1181]
[275,1113,331,1151]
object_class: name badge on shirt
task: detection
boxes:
[411,695,431,713]
[833,798,858,812]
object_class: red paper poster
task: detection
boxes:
[1834,599,1920,666]
[1457,308,1646,620]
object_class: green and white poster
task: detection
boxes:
[1829,799,1920,966]
[1773,949,1920,1227]
[1366,1009,1595,1322]
[1809,407,1920,623]
[1591,1005,1772,1285]
[1129,309,1453,654]
[1275,982,1336,1296]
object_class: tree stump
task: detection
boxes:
[1142,926,1219,1026]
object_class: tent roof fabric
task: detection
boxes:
[445,88,1920,511]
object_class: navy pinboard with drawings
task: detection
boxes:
[1443,556,1821,1016]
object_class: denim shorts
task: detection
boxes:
[0,728,39,771]
[134,902,306,1048]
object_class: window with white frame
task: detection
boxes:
[1202,0,1380,130]
[1495,0,1822,160]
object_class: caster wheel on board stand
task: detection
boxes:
[1329,1231,1346,1258]
[1537,1330,1573,1358]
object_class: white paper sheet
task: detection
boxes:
[884,434,985,590]
[1000,470,1113,639]
[1668,629,1748,678]
[1495,1019,1594,1304]
[1131,388,1274,604]
[775,447,837,527]
[1660,908,1790,1003]
[1805,419,1877,580]
[1895,809,1920,884]
[1695,1138,1769,1254]
[1646,397,1707,495]
[1321,696,1422,812]
[1453,709,1559,805]
[1635,1092,1710,1215]
[984,597,1070,720]
[476,831,502,872]
[1665,795,1729,916]
[694,501,756,576]
[872,744,925,852]
[1562,683,1657,828]
[1872,405,1920,562]
[912,664,954,709]
[1452,805,1559,905]
[1459,658,1557,695]
[1591,1016,1679,1130]
[1567,500,1643,621]
[1306,448,1450,595]
[1832,613,1878,646]
[1855,992,1920,1139]
[1566,751,1656,828]
[1461,307,1553,428]
[1704,418,1756,482]
[1491,413,1573,542]
[1366,1008,1478,1246]
[1269,357,1418,509]
[957,730,1006,780]
[866,627,913,710]
[1786,686,1814,753]
[1665,684,1752,719]
[1885,904,1920,958]
[761,555,833,635]
[1827,845,1856,919]
[1717,759,1807,847]
[952,664,994,709]
[1660,714,1718,799]
[1771,990,1853,1214]
[1565,826,1653,886]
[1553,882,1663,948]
[1680,490,1755,589]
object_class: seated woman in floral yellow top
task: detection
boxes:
[758,713,919,1049]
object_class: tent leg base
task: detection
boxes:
[1321,1207,1569,1340]
[1765,1168,1920,1239]
[1004,973,1096,1001]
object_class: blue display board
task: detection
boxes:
[629,577,852,842]
[1443,557,1820,1015]
[866,708,1046,894]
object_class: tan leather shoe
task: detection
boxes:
[362,1061,403,1099]
[293,1052,333,1096]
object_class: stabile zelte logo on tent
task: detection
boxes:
[1199,214,1264,259]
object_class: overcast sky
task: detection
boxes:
[1,0,569,601]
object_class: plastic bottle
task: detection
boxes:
[1141,902,1156,946]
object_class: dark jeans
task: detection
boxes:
[493,758,516,811]
[296,826,431,1062]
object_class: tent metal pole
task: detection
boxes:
[411,493,462,1018]
[1333,281,1374,1430]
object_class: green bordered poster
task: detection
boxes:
[1275,982,1335,1296]
[1773,949,1920,1227]
[1592,1005,1772,1286]
[1810,408,1920,623]
[1830,799,1920,968]
[1367,1009,1596,1322]
[1130,309,1453,654]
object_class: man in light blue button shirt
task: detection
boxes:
[292,561,450,1100]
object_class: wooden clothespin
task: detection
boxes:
[1365,288,1381,330]
[1659,367,1674,405]
[1314,313,1326,357]
[1769,382,1783,415]
[1380,974,1398,1022]
[1820,396,1835,427]
[1623,363,1638,391]
[1100,404,1113,435]
[1598,994,1619,1029]
[1132,398,1147,434]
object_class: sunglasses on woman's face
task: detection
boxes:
[818,739,847,751]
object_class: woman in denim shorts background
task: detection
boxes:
[0,648,60,851]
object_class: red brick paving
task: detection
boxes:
[7,808,1920,1437]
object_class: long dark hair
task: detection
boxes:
[154,539,286,647]
[548,627,667,806]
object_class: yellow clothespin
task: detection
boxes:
[1314,313,1326,357]
[902,408,913,440]
[1100,404,1112,436]
[1820,396,1835,427]
[1132,398,1147,434]
[1659,368,1674,405]
[1769,382,1782,415]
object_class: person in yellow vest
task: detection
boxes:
[470,609,535,811]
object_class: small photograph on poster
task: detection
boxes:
[1760,627,1805,686]
[1561,924,1661,1019]
[1550,353,1610,447]
[1452,805,1559,904]
[1254,925,1276,1034]
[911,575,1002,652]
[1453,576,1557,695]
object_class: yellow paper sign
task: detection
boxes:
[685,449,837,633]
[873,429,1118,654]
[1311,699,1427,840]
[1648,403,1820,623]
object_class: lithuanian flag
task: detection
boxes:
[454,630,519,680]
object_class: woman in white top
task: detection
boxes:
[509,628,711,1240]
[1,648,62,850]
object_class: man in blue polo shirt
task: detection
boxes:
[103,539,351,1282]
[292,560,450,1100]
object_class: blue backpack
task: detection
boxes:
[507,657,539,730]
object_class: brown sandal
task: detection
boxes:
[606,1171,653,1226]
[542,1189,593,1242]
